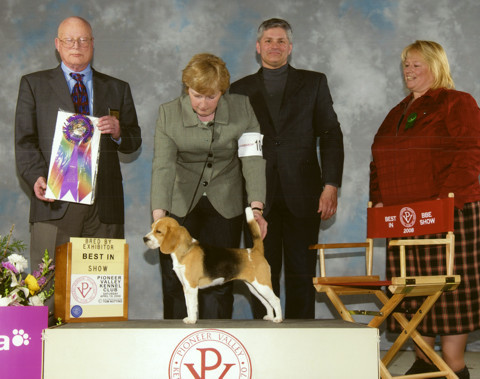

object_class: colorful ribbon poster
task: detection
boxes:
[46,111,100,204]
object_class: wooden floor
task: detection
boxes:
[383,350,479,377]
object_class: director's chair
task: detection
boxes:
[310,193,460,379]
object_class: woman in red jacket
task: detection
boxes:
[370,40,480,379]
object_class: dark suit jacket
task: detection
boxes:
[15,65,142,224]
[230,65,344,218]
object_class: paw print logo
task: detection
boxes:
[12,329,30,347]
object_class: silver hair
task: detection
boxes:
[256,18,293,43]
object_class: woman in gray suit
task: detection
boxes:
[151,53,267,319]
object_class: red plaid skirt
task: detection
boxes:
[387,201,480,335]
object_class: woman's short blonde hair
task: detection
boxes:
[182,53,230,95]
[401,40,455,90]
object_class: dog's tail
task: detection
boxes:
[245,207,263,253]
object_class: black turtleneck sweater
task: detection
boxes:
[262,64,288,130]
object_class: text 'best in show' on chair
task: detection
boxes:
[310,193,460,379]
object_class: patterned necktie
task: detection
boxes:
[70,73,90,115]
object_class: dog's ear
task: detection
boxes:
[160,225,181,253]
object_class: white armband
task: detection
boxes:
[238,132,263,157]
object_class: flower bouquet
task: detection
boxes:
[0,225,54,306]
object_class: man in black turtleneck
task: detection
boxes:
[230,18,344,319]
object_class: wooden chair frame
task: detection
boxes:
[310,194,460,379]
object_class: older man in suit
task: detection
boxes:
[230,18,344,319]
[15,16,141,319]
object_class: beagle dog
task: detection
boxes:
[143,207,283,324]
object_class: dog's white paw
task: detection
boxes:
[263,315,283,323]
[183,317,197,324]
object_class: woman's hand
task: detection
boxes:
[152,209,167,221]
[250,201,267,238]
[253,210,268,239]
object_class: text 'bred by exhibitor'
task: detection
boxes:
[82,238,115,251]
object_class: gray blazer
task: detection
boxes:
[151,93,266,218]
[15,65,142,224]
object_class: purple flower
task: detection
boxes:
[37,277,47,286]
[2,261,18,274]
[33,270,42,278]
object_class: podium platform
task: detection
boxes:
[43,319,379,378]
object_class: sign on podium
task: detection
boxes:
[54,238,128,322]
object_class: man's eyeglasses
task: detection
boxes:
[59,37,92,48]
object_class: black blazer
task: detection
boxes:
[15,65,142,224]
[230,65,344,218]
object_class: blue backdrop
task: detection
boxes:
[2,0,479,350]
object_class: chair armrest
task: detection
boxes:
[389,238,449,247]
[309,242,370,250]
[310,241,374,277]
[314,275,381,284]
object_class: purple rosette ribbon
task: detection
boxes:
[48,114,94,202]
